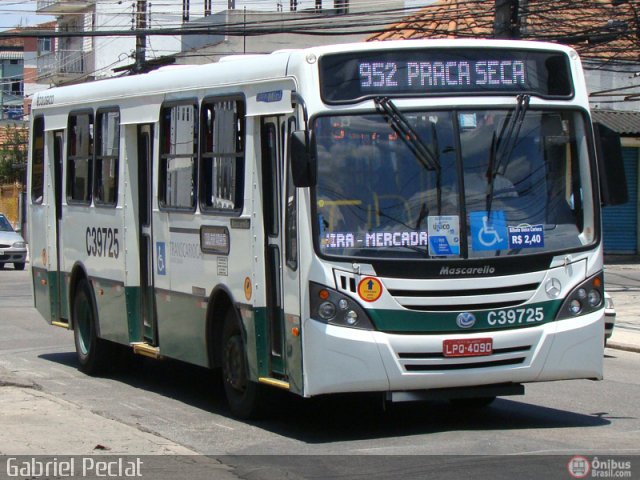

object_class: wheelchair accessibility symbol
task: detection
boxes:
[470,211,508,251]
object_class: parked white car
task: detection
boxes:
[0,214,27,271]
[604,291,616,346]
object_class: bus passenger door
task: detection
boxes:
[137,124,158,345]
[52,130,65,321]
[260,115,301,389]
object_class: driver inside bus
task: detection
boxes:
[461,112,518,205]
[317,144,382,233]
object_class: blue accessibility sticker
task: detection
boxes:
[156,242,166,276]
[470,211,508,251]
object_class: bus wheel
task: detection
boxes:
[221,308,263,419]
[14,262,25,271]
[73,279,110,375]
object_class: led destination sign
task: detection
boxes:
[358,60,526,90]
[320,48,572,103]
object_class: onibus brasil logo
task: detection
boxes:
[568,456,632,478]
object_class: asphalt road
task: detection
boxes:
[1,267,639,478]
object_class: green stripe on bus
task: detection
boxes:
[125,287,143,342]
[368,300,563,333]
[253,307,270,378]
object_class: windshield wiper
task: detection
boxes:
[486,94,530,213]
[374,97,441,172]
[374,97,443,215]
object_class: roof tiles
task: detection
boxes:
[368,0,640,62]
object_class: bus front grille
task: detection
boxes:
[398,345,531,372]
[404,357,526,371]
[388,283,539,311]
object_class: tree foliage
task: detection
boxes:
[0,124,27,184]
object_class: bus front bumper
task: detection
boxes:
[302,310,604,397]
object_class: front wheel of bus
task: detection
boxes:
[221,308,264,419]
[73,279,110,375]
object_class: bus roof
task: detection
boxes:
[32,38,578,113]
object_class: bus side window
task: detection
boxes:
[159,102,198,210]
[200,97,245,214]
[31,117,45,204]
[285,116,298,270]
[94,109,120,206]
[67,112,94,204]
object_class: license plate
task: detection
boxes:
[443,338,493,358]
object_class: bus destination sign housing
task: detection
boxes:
[319,48,573,104]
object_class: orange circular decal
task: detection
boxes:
[357,277,383,302]
[244,277,252,301]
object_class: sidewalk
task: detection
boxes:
[0,370,241,479]
[0,374,195,456]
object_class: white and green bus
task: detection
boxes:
[28,39,625,418]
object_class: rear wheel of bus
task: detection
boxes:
[72,278,112,375]
[221,308,265,419]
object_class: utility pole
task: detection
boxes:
[134,0,147,73]
[494,0,520,39]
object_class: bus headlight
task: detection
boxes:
[588,289,602,308]
[309,282,374,330]
[556,273,604,320]
[318,301,337,320]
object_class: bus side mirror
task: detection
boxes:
[593,122,628,206]
[290,130,317,188]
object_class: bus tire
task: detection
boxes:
[14,262,25,271]
[73,279,110,375]
[221,308,264,419]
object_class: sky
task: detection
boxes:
[0,1,53,31]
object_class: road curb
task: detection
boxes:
[607,341,640,354]
[0,365,41,390]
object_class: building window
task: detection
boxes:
[67,112,94,204]
[94,110,120,206]
[200,97,245,214]
[11,81,23,95]
[37,37,52,54]
[159,103,197,210]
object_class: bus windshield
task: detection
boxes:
[313,107,594,259]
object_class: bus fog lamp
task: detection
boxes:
[569,299,582,315]
[588,289,602,307]
[345,310,358,325]
[318,301,337,320]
